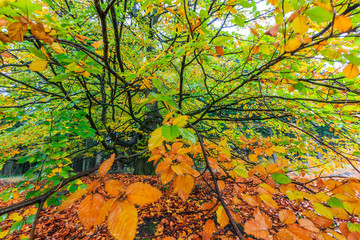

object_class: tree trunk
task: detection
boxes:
[134,156,155,175]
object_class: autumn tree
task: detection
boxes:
[1,0,360,239]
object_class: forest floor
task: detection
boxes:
[0,171,358,240]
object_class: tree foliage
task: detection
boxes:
[0,0,360,239]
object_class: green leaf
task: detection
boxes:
[0,214,7,222]
[26,215,35,224]
[51,72,74,82]
[271,173,291,184]
[9,0,41,15]
[347,222,360,233]
[26,46,47,60]
[9,221,24,234]
[305,7,332,24]
[327,197,344,209]
[162,125,180,141]
[179,128,197,144]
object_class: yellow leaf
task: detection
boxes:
[125,182,162,205]
[9,212,23,222]
[78,193,105,229]
[260,194,279,209]
[334,15,352,33]
[58,188,87,212]
[312,202,334,220]
[29,59,48,72]
[284,38,302,52]
[292,15,309,35]
[7,21,27,42]
[0,230,9,239]
[173,115,189,127]
[107,200,138,240]
[51,42,65,54]
[279,209,296,224]
[343,64,359,79]
[241,193,259,207]
[330,207,349,220]
[216,205,229,229]
[98,153,115,176]
[148,127,164,151]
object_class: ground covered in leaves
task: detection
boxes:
[0,173,359,240]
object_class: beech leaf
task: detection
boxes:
[125,182,162,205]
[78,193,105,229]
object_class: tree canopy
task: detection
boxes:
[0,0,360,239]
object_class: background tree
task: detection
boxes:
[0,0,360,239]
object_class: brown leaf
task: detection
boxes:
[98,153,115,176]
[0,52,13,58]
[7,21,28,42]
[0,32,11,43]
[107,200,138,240]
[125,182,162,205]
[78,193,105,229]
[215,46,224,56]
[265,25,280,37]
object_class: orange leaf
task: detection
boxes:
[91,40,103,49]
[107,200,137,240]
[156,159,172,173]
[278,209,296,224]
[7,21,27,42]
[161,167,175,184]
[202,219,216,240]
[0,51,13,58]
[95,198,117,226]
[244,208,271,239]
[125,182,162,205]
[216,205,229,229]
[58,189,87,212]
[98,153,115,176]
[298,218,319,232]
[201,200,219,214]
[105,179,124,197]
[174,174,194,201]
[215,46,224,56]
[87,180,101,192]
[343,64,359,79]
[334,15,352,33]
[78,193,105,229]
[348,232,360,240]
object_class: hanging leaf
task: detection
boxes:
[265,24,280,37]
[95,198,117,226]
[215,46,224,56]
[343,64,359,79]
[29,59,48,72]
[148,127,164,151]
[334,15,353,33]
[7,21,27,42]
[51,42,65,54]
[271,173,291,184]
[78,193,105,229]
[107,200,138,240]
[174,174,194,201]
[292,15,309,35]
[58,189,87,212]
[98,153,115,177]
[105,179,124,197]
[284,38,302,52]
[125,182,162,205]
